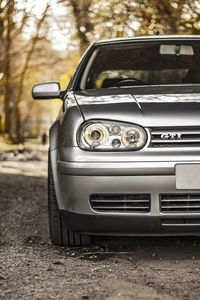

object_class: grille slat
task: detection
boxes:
[90,194,151,213]
[160,194,200,213]
[92,206,148,210]
[162,199,200,202]
[91,199,149,203]
[163,205,200,209]
[150,127,200,147]
[151,130,200,135]
[152,138,200,143]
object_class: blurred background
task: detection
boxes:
[1,3,200,298]
[0,0,200,150]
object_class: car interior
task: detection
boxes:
[80,42,200,90]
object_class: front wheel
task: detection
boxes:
[48,151,91,246]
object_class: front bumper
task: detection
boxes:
[61,211,200,236]
[55,158,200,236]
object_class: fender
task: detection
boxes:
[49,120,60,151]
[48,107,84,209]
[49,120,64,209]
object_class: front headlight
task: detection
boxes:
[84,123,109,147]
[121,126,146,149]
[78,121,147,151]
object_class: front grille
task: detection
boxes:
[90,194,151,213]
[160,194,200,213]
[150,127,200,147]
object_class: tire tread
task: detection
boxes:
[48,150,91,247]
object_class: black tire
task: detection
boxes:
[48,150,91,246]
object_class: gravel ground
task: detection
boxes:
[1,151,200,299]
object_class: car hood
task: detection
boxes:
[74,88,200,127]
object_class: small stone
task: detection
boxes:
[53,261,63,265]
[0,276,5,280]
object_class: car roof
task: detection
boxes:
[94,35,200,46]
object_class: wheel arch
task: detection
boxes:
[49,120,63,209]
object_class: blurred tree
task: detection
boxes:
[1,0,200,144]
[1,1,53,143]
[13,4,50,143]
[91,0,200,38]
[58,0,93,53]
[60,54,81,89]
[60,0,200,54]
[69,0,94,53]
[20,37,66,138]
[2,0,14,136]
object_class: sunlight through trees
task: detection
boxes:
[1,0,200,143]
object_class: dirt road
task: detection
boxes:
[1,151,200,299]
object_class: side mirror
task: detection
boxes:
[32,82,63,100]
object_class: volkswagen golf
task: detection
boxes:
[32,36,200,246]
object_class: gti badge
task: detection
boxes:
[161,133,182,140]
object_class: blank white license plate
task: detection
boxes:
[176,164,200,189]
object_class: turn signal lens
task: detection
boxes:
[110,125,121,135]
[112,138,121,148]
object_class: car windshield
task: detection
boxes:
[79,41,200,90]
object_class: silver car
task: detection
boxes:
[32,36,200,246]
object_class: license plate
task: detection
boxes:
[176,164,200,189]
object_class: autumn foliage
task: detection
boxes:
[0,0,200,143]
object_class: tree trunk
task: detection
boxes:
[69,0,93,54]
[4,0,14,135]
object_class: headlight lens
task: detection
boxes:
[121,127,146,149]
[84,123,109,147]
[78,121,147,151]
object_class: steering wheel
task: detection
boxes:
[116,78,146,87]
